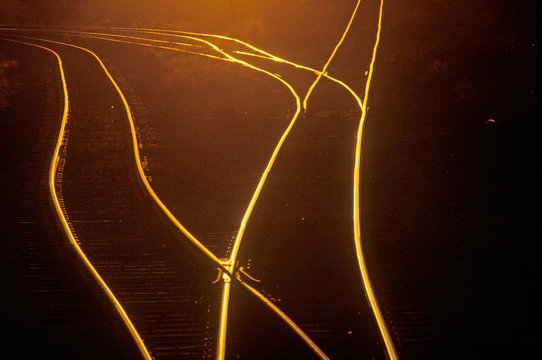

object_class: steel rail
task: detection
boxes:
[85,24,396,359]
[0,36,153,360]
[302,0,362,110]
[2,29,325,360]
[9,34,233,275]
[3,15,400,357]
[352,1,399,359]
[236,274,330,360]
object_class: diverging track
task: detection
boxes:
[1,3,397,357]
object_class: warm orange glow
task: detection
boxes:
[352,2,399,359]
[302,0,361,111]
[1,8,399,356]
[0,37,153,360]
[4,28,311,360]
[236,273,330,360]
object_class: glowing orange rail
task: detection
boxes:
[1,29,327,359]
[3,11,399,357]
[131,5,399,358]
[134,5,399,358]
[0,37,153,360]
[352,2,399,359]
[302,0,362,110]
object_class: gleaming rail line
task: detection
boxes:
[352,2,399,359]
[80,27,377,360]
[58,27,331,360]
[1,2,397,357]
[1,29,326,359]
[123,4,396,357]
[0,37,153,360]
[302,0,362,111]
[59,29,316,359]
[108,27,366,360]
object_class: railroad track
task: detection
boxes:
[0,1,395,358]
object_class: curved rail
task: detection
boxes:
[16,34,232,274]
[0,37,153,360]
[352,2,399,359]
[302,0,362,110]
[3,30,325,359]
[134,4,399,358]
[138,4,399,357]
[236,274,330,360]
[3,9,399,356]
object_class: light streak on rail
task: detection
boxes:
[302,0,361,111]
[352,2,399,359]
[108,30,328,359]
[218,276,232,360]
[12,34,234,275]
[108,28,301,262]
[198,20,398,358]
[2,28,323,360]
[76,25,396,359]
[231,49,363,114]
[1,26,359,105]
[107,24,360,103]
[167,30,304,360]
[0,27,227,62]
[2,13,399,357]
[113,27,309,360]
[60,32,230,62]
[106,27,365,131]
[114,28,333,360]
[141,3,398,357]
[118,17,396,360]
[57,28,201,48]
[72,26,305,359]
[166,2,398,357]
[0,37,153,360]
[235,273,330,360]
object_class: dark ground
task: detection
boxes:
[1,0,538,359]
[0,40,145,360]
[358,1,537,358]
